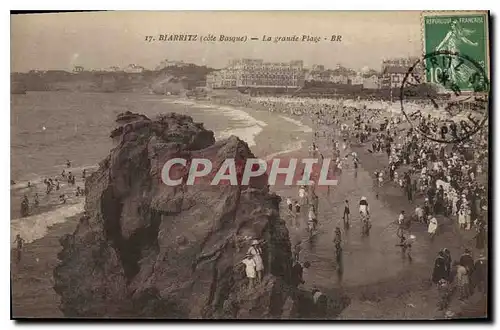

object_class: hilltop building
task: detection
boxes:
[124,64,145,74]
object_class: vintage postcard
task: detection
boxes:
[10,11,490,320]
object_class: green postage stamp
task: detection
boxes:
[422,11,489,92]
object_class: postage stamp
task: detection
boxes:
[11,11,491,320]
[422,12,489,92]
[400,50,489,143]
[397,12,491,143]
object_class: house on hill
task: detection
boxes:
[124,64,145,74]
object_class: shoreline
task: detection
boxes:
[11,92,487,319]
[207,94,487,319]
[10,94,313,319]
[11,214,80,318]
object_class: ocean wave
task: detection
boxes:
[164,99,197,106]
[163,98,269,148]
[11,202,84,245]
[278,115,313,133]
[209,105,268,127]
[217,125,264,147]
[264,139,306,160]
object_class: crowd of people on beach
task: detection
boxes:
[214,94,488,315]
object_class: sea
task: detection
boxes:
[10,92,309,244]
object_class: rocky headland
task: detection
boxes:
[53,111,349,319]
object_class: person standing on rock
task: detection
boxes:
[286,197,293,212]
[248,240,264,283]
[241,253,257,290]
[298,186,307,206]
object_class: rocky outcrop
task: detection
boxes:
[53,111,348,318]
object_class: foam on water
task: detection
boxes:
[279,115,313,133]
[11,202,84,244]
[167,99,198,106]
[217,125,264,147]
[162,98,268,147]
[264,139,306,160]
[165,99,269,147]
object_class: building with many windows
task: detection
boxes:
[124,64,145,74]
[206,59,305,89]
[379,57,421,89]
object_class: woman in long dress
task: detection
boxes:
[435,19,480,89]
[465,205,472,230]
[458,206,467,230]
[248,240,264,283]
[428,216,438,238]
[451,191,459,216]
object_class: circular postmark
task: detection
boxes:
[400,50,489,144]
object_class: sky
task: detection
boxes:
[11,11,424,72]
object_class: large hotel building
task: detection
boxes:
[206,59,305,89]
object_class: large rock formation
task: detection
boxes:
[53,111,349,318]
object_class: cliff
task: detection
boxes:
[53,112,349,319]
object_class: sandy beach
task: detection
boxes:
[212,95,487,319]
[10,93,487,319]
[10,94,313,318]
[11,216,79,318]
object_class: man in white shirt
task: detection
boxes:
[241,253,257,290]
[415,205,424,223]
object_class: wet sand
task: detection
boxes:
[11,216,79,318]
[10,100,309,319]
[198,96,488,319]
[10,96,487,319]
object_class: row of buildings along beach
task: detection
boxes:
[206,56,421,91]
